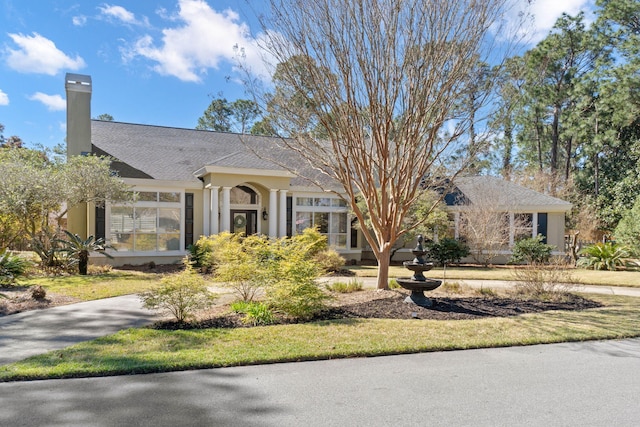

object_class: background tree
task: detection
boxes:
[94,113,114,121]
[253,0,513,289]
[0,147,130,267]
[197,96,262,133]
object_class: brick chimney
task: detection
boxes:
[65,73,92,159]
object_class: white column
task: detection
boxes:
[221,187,231,232]
[509,212,515,246]
[203,189,211,236]
[269,189,278,238]
[532,212,538,238]
[279,190,288,237]
[210,187,219,234]
[454,213,460,239]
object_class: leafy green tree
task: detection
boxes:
[0,147,131,267]
[94,114,114,121]
[614,198,640,256]
[196,97,262,133]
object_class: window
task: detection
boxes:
[295,196,348,249]
[514,213,533,242]
[110,191,182,252]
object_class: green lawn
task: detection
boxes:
[348,265,640,288]
[20,270,164,301]
[1,293,638,382]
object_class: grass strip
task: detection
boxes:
[350,266,640,288]
[1,294,638,382]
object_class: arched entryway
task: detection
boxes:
[230,185,260,235]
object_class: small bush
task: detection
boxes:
[426,238,470,266]
[510,235,555,265]
[0,249,32,286]
[242,302,276,326]
[326,279,363,293]
[577,242,630,271]
[30,285,47,300]
[140,260,216,322]
[388,278,401,289]
[230,301,276,325]
[440,281,466,294]
[314,249,346,273]
[476,286,498,297]
[511,260,576,299]
[87,264,113,275]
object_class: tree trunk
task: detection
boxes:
[79,250,89,275]
[375,245,392,290]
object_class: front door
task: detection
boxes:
[231,210,257,235]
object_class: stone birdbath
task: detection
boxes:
[395,235,442,307]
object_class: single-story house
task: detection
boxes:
[65,73,571,266]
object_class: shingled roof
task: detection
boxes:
[91,120,292,182]
[451,176,572,212]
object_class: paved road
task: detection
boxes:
[0,338,639,426]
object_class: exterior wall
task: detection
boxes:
[546,212,566,252]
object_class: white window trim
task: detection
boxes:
[105,188,186,256]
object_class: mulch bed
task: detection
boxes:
[155,289,602,330]
[0,286,79,316]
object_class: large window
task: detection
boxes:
[295,196,348,249]
[109,191,182,252]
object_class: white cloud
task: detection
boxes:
[512,0,595,45]
[72,15,87,26]
[6,33,86,75]
[126,0,266,82]
[28,92,66,111]
[0,89,8,106]
[99,4,149,26]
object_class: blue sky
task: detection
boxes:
[1,0,595,149]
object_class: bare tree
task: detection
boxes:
[457,192,530,267]
[252,0,516,289]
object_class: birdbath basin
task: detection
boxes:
[395,235,442,307]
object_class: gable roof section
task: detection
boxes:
[449,176,572,212]
[91,120,291,182]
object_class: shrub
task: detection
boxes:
[56,231,113,275]
[212,233,270,302]
[510,235,555,265]
[314,249,346,273]
[577,242,630,271]
[511,260,576,299]
[139,260,216,322]
[614,198,640,257]
[30,285,47,300]
[242,302,276,326]
[426,238,469,267]
[476,286,497,297]
[0,249,32,286]
[264,231,330,320]
[440,281,466,294]
[388,278,401,289]
[326,278,363,293]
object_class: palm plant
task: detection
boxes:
[0,249,32,285]
[56,231,113,275]
[577,242,630,271]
